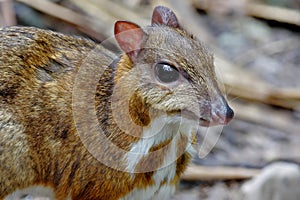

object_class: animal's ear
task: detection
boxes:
[114,21,146,62]
[151,6,179,28]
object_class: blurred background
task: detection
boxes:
[1,0,299,199]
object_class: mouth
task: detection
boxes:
[181,109,210,127]
[198,118,212,127]
[181,109,232,127]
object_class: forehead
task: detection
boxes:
[145,26,214,74]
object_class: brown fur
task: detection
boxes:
[0,26,190,200]
[0,6,233,200]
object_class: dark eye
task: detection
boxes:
[155,63,180,83]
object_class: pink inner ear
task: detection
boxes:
[114,21,145,60]
[151,6,179,28]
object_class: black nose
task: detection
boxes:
[226,104,234,122]
[211,98,234,125]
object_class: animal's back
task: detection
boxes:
[0,26,118,199]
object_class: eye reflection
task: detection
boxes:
[154,63,179,83]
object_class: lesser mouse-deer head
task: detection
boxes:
[113,6,234,129]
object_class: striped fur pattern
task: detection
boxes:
[0,5,233,200]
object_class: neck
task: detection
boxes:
[125,114,196,173]
[120,114,195,200]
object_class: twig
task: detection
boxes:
[245,3,300,27]
[192,0,300,27]
[182,164,260,181]
[1,0,17,26]
[225,83,300,110]
[68,0,152,41]
[231,100,300,134]
[67,0,117,31]
[16,0,107,41]
[85,0,149,26]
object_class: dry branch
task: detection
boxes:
[16,0,108,41]
[192,0,300,27]
[82,0,149,26]
[1,0,17,26]
[66,0,155,43]
[182,164,260,181]
[246,3,300,27]
[231,100,300,134]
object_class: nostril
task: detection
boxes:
[226,106,234,121]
